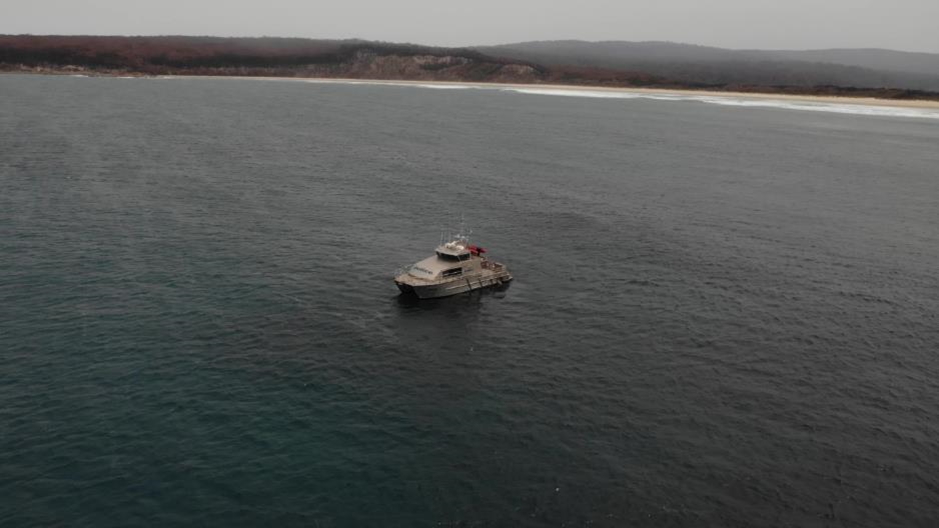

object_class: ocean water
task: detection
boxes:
[1,74,938,527]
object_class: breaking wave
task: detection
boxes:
[159,77,939,121]
[499,86,939,120]
[302,79,471,90]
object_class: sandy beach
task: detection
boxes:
[250,77,939,110]
[3,72,939,110]
[13,70,939,113]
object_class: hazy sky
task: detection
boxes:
[4,0,939,53]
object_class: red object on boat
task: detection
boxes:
[468,244,487,255]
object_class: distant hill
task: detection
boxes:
[757,48,939,77]
[0,35,707,89]
[0,35,546,83]
[2,35,938,101]
[480,41,939,91]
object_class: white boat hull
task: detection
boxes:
[395,270,512,299]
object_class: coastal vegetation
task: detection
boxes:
[482,40,939,92]
[2,35,938,101]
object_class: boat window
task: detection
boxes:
[436,251,460,261]
[441,267,463,277]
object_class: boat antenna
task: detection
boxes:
[455,213,471,244]
[446,212,452,243]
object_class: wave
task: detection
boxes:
[145,76,939,120]
[498,86,939,120]
[331,81,939,120]
[415,84,473,90]
[508,87,643,100]
[301,79,471,90]
[361,81,473,90]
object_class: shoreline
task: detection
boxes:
[295,78,939,110]
[8,70,939,110]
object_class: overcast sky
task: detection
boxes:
[4,0,939,53]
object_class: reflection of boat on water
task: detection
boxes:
[394,233,513,299]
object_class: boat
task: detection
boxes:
[394,234,513,299]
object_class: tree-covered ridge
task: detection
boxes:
[2,35,938,101]
[0,36,511,71]
[481,40,939,92]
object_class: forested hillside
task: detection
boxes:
[3,35,938,101]
[481,41,939,91]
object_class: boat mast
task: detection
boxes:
[455,214,471,245]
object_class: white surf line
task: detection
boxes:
[497,86,939,121]
[143,76,939,120]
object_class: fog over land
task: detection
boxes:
[3,0,939,53]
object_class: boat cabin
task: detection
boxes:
[435,241,472,262]
[406,241,480,281]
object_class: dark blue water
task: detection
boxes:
[2,74,939,527]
